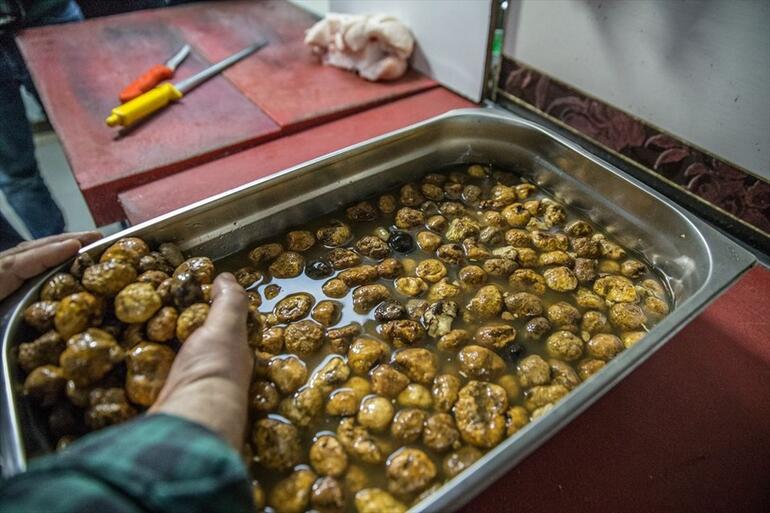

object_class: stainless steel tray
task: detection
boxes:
[0,108,755,510]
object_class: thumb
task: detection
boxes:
[0,239,82,301]
[204,272,248,339]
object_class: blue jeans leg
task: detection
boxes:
[0,41,65,239]
[0,212,24,251]
[36,1,84,25]
[0,1,84,239]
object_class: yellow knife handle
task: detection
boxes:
[105,83,183,127]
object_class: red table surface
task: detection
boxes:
[118,88,473,224]
[171,0,437,130]
[17,8,279,225]
[17,0,436,225]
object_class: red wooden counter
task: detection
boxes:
[118,88,474,223]
[17,0,436,225]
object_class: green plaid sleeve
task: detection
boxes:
[0,414,254,513]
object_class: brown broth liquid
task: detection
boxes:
[217,164,671,512]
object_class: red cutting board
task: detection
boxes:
[171,0,437,129]
[17,0,437,225]
[17,9,279,225]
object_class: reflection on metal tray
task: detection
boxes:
[0,108,755,511]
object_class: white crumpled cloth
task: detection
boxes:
[304,13,415,81]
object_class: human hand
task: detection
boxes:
[150,273,253,449]
[0,231,101,301]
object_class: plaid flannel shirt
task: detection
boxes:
[0,414,254,513]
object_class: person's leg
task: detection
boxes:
[35,1,85,25]
[19,0,84,109]
[0,0,83,240]
[0,212,24,251]
[0,35,66,239]
[0,1,83,239]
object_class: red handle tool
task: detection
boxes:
[119,64,173,103]
[118,44,191,103]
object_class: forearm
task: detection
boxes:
[151,377,249,449]
[0,414,253,513]
[149,273,253,449]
